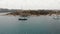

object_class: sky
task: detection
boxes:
[0,0,60,10]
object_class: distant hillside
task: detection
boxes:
[0,8,16,13]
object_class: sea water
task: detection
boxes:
[0,15,60,34]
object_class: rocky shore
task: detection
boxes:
[5,10,60,16]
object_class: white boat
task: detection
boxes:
[52,14,60,20]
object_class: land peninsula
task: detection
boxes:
[5,9,60,16]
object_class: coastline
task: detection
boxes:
[0,10,60,16]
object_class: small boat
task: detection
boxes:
[52,14,60,20]
[53,17,59,20]
[18,18,27,20]
[18,16,28,20]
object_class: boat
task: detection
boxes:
[18,18,27,20]
[18,16,28,20]
[52,14,60,20]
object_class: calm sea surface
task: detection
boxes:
[0,14,60,34]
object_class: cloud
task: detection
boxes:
[0,0,60,10]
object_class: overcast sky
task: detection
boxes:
[0,0,60,10]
